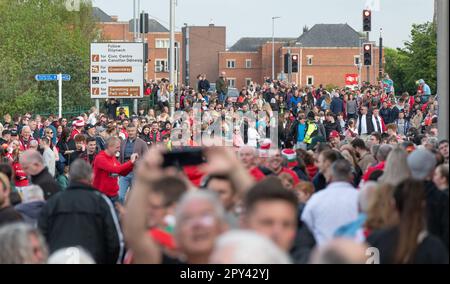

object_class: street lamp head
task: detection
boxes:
[272,16,281,20]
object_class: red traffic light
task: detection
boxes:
[292,55,298,61]
[364,10,371,17]
[364,44,371,51]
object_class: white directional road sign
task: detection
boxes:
[90,43,144,99]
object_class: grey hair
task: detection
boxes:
[0,223,48,264]
[358,181,378,213]
[376,144,393,162]
[22,185,44,203]
[210,230,291,264]
[329,159,353,182]
[69,159,93,183]
[379,147,411,186]
[19,150,44,166]
[21,126,31,133]
[47,247,96,264]
[174,191,225,235]
[106,136,121,148]
[239,146,257,157]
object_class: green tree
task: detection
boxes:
[0,0,99,115]
[385,22,437,95]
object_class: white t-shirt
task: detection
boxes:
[246,127,260,147]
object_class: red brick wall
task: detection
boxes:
[218,52,261,88]
[219,44,384,89]
[183,26,226,87]
[98,22,132,42]
[146,32,183,85]
[283,47,383,87]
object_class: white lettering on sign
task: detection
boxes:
[90,43,144,99]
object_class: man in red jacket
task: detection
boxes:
[93,137,138,202]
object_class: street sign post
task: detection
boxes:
[35,73,71,118]
[35,74,71,81]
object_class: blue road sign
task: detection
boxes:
[35,74,71,81]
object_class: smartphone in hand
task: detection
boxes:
[162,147,205,168]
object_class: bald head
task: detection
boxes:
[310,239,369,264]
[19,150,45,176]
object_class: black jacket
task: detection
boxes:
[31,168,61,200]
[323,121,342,138]
[424,181,449,250]
[356,114,374,135]
[198,79,210,93]
[37,182,124,264]
[367,227,448,264]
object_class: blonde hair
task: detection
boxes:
[379,147,411,186]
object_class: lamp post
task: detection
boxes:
[272,16,281,80]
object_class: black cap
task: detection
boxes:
[2,130,10,136]
[10,129,18,136]
[85,124,96,131]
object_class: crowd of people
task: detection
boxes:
[0,73,448,264]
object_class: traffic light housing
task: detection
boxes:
[140,13,149,34]
[363,10,371,32]
[291,55,299,73]
[284,53,290,74]
[363,43,372,66]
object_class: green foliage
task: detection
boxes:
[325,84,340,92]
[0,0,99,115]
[385,22,437,95]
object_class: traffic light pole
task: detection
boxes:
[437,0,449,140]
[288,48,292,83]
[366,32,370,84]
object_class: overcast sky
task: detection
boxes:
[92,0,434,49]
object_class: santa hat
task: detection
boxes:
[260,139,272,150]
[281,149,298,168]
[258,139,272,158]
[73,117,85,128]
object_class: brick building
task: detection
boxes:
[219,24,383,89]
[182,25,226,88]
[94,8,384,90]
[94,7,184,85]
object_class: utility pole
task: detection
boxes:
[272,16,280,80]
[437,0,449,140]
[379,28,383,80]
[169,0,176,117]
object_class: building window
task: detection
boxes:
[245,59,252,69]
[354,56,360,66]
[226,60,236,69]
[155,59,168,72]
[307,56,313,65]
[155,39,170,48]
[227,78,236,88]
[306,76,314,86]
[245,78,252,86]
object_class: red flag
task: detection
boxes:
[345,74,359,86]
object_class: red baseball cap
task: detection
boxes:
[329,130,340,140]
